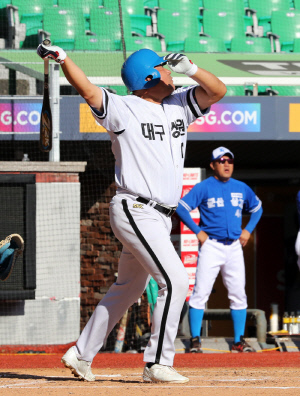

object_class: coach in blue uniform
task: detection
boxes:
[176,146,263,353]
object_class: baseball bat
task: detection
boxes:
[114,309,129,353]
[39,38,52,152]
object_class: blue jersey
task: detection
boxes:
[177,176,262,239]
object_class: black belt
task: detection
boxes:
[137,197,177,217]
[210,238,237,246]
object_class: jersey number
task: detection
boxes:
[235,209,242,218]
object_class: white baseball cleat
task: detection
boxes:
[61,346,95,382]
[143,364,189,383]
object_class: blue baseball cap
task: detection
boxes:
[211,146,234,161]
[121,49,167,92]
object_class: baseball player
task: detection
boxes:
[37,44,226,382]
[176,147,263,353]
[0,234,24,281]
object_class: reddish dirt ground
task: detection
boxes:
[0,352,299,395]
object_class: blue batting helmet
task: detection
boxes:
[121,49,166,92]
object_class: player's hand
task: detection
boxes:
[239,229,250,247]
[197,230,208,246]
[37,43,67,64]
[164,53,198,77]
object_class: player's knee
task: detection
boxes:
[229,296,247,310]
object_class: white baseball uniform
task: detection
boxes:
[75,86,209,366]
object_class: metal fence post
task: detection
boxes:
[49,63,60,162]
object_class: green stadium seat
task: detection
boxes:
[12,0,54,15]
[19,13,43,35]
[159,0,200,12]
[203,0,245,14]
[244,85,274,95]
[90,8,122,49]
[270,10,300,52]
[121,0,145,15]
[130,14,152,36]
[52,38,75,50]
[157,0,202,37]
[202,10,246,51]
[58,0,104,30]
[12,0,54,47]
[225,86,245,96]
[43,8,86,47]
[292,38,300,52]
[184,37,227,52]
[90,6,133,45]
[157,9,200,52]
[104,0,152,37]
[230,37,272,52]
[58,0,104,15]
[125,36,161,51]
[268,86,300,95]
[75,35,117,51]
[102,0,121,12]
[248,0,291,36]
[0,0,12,7]
[143,0,159,9]
[202,0,253,33]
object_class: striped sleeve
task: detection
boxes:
[181,182,204,211]
[89,87,128,133]
[171,86,210,125]
[249,199,262,214]
[186,87,203,119]
[244,184,262,214]
[89,87,109,120]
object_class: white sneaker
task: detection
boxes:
[143,364,189,383]
[61,346,95,382]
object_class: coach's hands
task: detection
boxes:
[164,53,198,77]
[37,43,67,64]
[197,230,208,246]
[239,229,251,247]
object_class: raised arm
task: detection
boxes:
[164,53,227,111]
[191,68,227,111]
[37,43,103,111]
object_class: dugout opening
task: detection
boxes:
[0,174,36,300]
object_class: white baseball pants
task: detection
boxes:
[76,193,189,366]
[189,238,247,310]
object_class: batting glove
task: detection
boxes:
[37,43,67,65]
[164,53,198,77]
